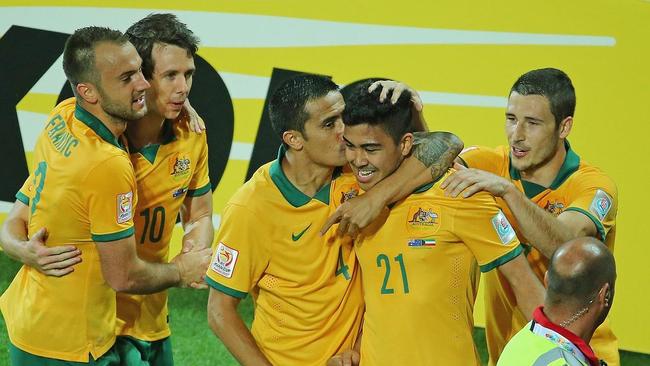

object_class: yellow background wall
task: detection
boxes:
[1,0,648,353]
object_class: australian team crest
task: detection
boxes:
[406,204,441,233]
[340,187,359,203]
[169,153,191,180]
[544,200,565,216]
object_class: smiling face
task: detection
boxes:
[505,91,564,175]
[145,42,195,120]
[93,41,150,122]
[344,123,412,191]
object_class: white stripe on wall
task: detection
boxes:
[0,7,616,48]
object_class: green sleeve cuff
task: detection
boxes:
[479,245,523,273]
[564,207,607,242]
[206,276,248,299]
[15,191,29,205]
[92,226,134,242]
[187,182,211,197]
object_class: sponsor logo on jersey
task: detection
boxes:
[169,153,191,180]
[116,191,133,224]
[172,186,188,198]
[590,189,613,221]
[211,242,239,279]
[291,223,312,242]
[491,210,516,244]
[408,238,436,247]
[544,200,565,216]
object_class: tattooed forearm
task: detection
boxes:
[412,132,464,180]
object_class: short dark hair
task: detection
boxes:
[341,78,412,144]
[510,68,576,127]
[125,13,199,79]
[268,74,339,140]
[62,26,128,89]
[546,239,616,308]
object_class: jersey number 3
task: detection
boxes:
[31,161,47,216]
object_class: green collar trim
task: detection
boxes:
[520,180,547,199]
[412,169,447,194]
[74,104,124,150]
[413,182,435,194]
[509,140,581,198]
[138,144,160,164]
[388,181,434,209]
[128,120,177,164]
[269,145,339,207]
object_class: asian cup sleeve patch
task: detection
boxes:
[211,242,239,279]
[491,210,516,244]
[589,189,613,221]
[116,191,133,224]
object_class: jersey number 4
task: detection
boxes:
[336,246,351,280]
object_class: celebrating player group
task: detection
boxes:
[0,12,618,366]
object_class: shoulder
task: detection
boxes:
[53,97,77,115]
[459,145,509,173]
[41,97,76,127]
[226,162,277,208]
[170,110,206,142]
[562,160,617,199]
[572,161,616,188]
[460,145,507,160]
[86,154,134,180]
[432,172,499,207]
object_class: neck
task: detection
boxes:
[519,140,566,187]
[545,303,596,343]
[282,149,335,197]
[81,101,128,138]
[126,112,165,151]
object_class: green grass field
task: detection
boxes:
[0,255,648,365]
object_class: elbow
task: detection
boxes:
[445,132,464,156]
[105,271,138,293]
[207,292,237,337]
[207,304,228,336]
[207,308,219,333]
[106,276,132,293]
